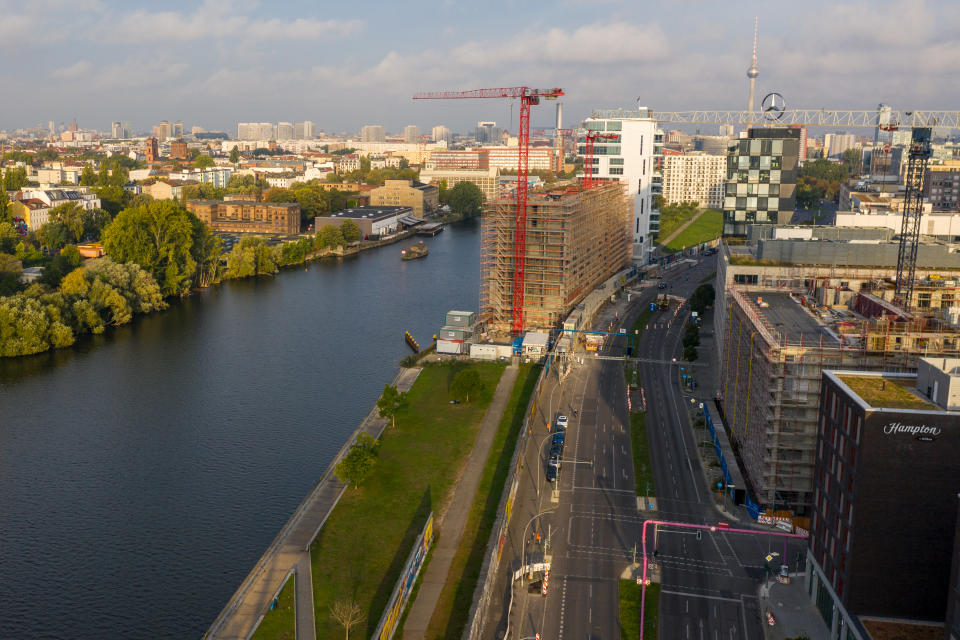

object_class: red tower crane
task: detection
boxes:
[582,131,619,189]
[414,86,564,335]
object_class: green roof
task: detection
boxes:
[836,374,937,410]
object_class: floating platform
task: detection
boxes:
[417,223,444,236]
[401,241,429,260]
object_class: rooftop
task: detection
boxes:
[753,293,840,345]
[834,373,937,410]
[324,205,411,219]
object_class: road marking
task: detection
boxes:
[661,589,742,603]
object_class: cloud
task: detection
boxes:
[51,60,93,78]
[91,0,364,44]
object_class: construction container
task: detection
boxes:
[438,325,473,341]
[446,310,476,328]
[437,339,463,355]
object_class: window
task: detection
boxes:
[610,167,624,175]
[606,121,621,131]
[586,121,604,131]
[610,157,624,165]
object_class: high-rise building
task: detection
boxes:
[661,153,727,208]
[276,122,294,140]
[808,363,960,638]
[475,121,503,144]
[48,120,55,136]
[825,133,856,158]
[361,125,385,143]
[581,107,660,260]
[237,122,275,140]
[173,121,184,138]
[403,125,421,143]
[111,122,123,139]
[721,127,801,236]
[157,120,171,141]
[294,121,315,139]
[432,125,451,144]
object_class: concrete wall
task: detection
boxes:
[756,239,960,269]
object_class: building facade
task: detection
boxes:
[431,125,452,144]
[169,139,189,160]
[427,150,489,170]
[403,125,421,143]
[661,153,727,208]
[315,205,410,238]
[807,367,960,639]
[144,138,159,163]
[419,167,500,202]
[480,183,631,333]
[925,164,960,211]
[582,108,660,261]
[361,125,386,143]
[722,127,801,236]
[186,200,300,234]
[483,145,558,172]
[368,179,439,217]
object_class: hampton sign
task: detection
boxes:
[883,422,942,441]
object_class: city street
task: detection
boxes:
[486,254,806,640]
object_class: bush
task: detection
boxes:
[334,433,380,488]
[683,345,698,362]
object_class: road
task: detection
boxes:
[487,256,806,640]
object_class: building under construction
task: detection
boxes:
[480,182,631,334]
[715,240,960,516]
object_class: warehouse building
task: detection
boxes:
[314,205,411,239]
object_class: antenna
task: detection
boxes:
[747,16,760,113]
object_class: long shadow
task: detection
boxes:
[365,486,433,633]
[442,365,540,639]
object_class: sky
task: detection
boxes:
[3,0,960,136]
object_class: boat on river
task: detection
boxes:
[401,241,429,260]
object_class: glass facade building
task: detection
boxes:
[722,127,801,236]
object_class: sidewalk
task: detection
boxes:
[402,365,520,640]
[206,367,423,640]
[759,576,829,640]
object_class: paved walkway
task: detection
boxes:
[206,367,423,640]
[760,576,829,640]
[658,208,707,248]
[401,365,520,640]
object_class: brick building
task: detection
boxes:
[186,200,300,234]
[169,139,189,160]
[368,179,439,217]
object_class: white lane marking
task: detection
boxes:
[661,589,742,603]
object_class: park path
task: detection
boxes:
[401,364,520,640]
[658,208,706,248]
[205,367,423,640]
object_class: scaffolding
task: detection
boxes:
[480,182,631,335]
[718,286,960,516]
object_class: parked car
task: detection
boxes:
[552,432,565,446]
[555,415,569,431]
[545,465,557,483]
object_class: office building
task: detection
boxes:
[173,121,183,138]
[807,363,960,639]
[722,127,801,236]
[427,150,489,170]
[432,125,452,144]
[824,133,856,159]
[294,121,315,139]
[661,153,727,208]
[925,164,960,212]
[186,200,300,235]
[315,205,411,238]
[475,121,503,144]
[403,125,421,143]
[276,122,294,140]
[361,125,386,143]
[369,179,439,217]
[419,166,500,202]
[484,146,557,172]
[111,121,123,139]
[582,107,660,260]
[480,183,631,333]
[237,122,275,140]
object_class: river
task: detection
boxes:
[0,220,480,639]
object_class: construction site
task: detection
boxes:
[715,241,960,516]
[479,182,631,335]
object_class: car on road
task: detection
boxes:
[545,464,557,482]
[658,282,667,289]
[550,442,563,458]
[548,453,562,470]
[555,415,568,431]
[552,431,565,446]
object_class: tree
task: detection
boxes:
[450,367,483,403]
[340,219,361,243]
[683,345,698,362]
[0,221,19,253]
[193,154,215,169]
[448,181,484,218]
[94,185,130,216]
[36,221,70,252]
[683,324,700,349]
[330,599,363,640]
[3,166,29,191]
[315,224,345,250]
[48,202,88,243]
[334,433,379,488]
[79,165,97,186]
[229,146,240,164]
[264,187,297,203]
[101,200,200,297]
[225,236,277,279]
[689,283,715,316]
[377,384,406,429]
[437,178,450,205]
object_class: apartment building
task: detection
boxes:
[419,166,500,202]
[361,125,386,143]
[483,145,558,172]
[186,200,300,235]
[369,179,439,217]
[661,152,726,208]
[924,163,960,211]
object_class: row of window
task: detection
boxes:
[723,196,781,211]
[727,169,784,184]
[731,154,784,170]
[727,182,781,196]
[732,138,786,155]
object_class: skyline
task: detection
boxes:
[3,0,960,134]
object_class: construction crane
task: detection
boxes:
[623,106,960,310]
[414,86,564,335]
[582,131,619,189]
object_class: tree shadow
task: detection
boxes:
[365,486,433,633]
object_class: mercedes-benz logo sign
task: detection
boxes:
[761,92,786,121]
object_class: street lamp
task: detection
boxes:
[521,508,557,572]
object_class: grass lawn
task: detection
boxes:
[620,579,660,639]
[250,573,295,640]
[424,363,541,639]
[309,362,505,640]
[663,209,722,252]
[655,203,700,241]
[836,374,935,410]
[630,411,655,498]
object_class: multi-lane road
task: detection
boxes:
[488,256,805,640]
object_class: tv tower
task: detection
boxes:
[747,16,759,112]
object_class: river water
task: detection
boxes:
[0,220,480,639]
